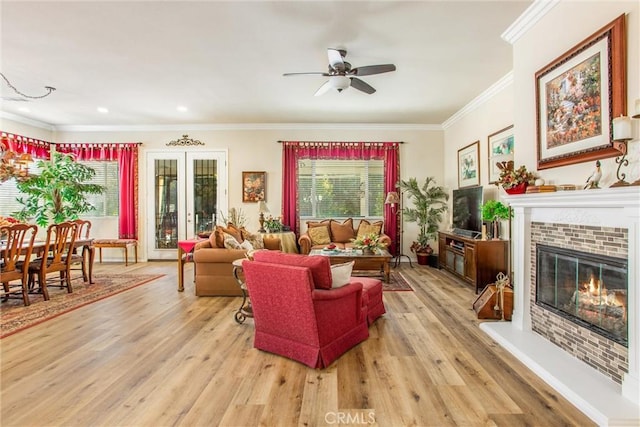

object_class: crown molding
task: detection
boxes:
[441,72,513,130]
[501,0,560,45]
[0,111,56,131]
[52,122,442,133]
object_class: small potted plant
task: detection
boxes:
[263,216,284,233]
[481,200,511,240]
[494,161,535,194]
[399,177,449,266]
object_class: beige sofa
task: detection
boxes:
[298,218,391,255]
[193,225,280,296]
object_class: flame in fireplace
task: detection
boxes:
[575,275,627,323]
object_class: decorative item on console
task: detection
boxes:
[610,112,639,187]
[494,161,535,194]
[263,216,285,233]
[584,160,602,189]
[219,207,248,229]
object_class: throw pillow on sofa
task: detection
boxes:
[330,218,355,243]
[356,220,383,240]
[331,261,355,288]
[308,225,331,246]
[242,230,265,249]
[223,232,243,249]
[211,224,244,248]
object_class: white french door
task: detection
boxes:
[146,150,227,260]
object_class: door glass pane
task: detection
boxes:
[155,159,178,249]
[192,159,217,234]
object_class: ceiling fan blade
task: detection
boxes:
[351,64,396,76]
[350,77,376,94]
[327,48,345,72]
[283,72,330,77]
[314,81,333,96]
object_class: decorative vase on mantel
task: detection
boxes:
[504,182,527,195]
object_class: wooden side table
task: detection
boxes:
[177,238,205,292]
[232,258,253,324]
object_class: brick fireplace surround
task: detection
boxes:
[481,187,640,426]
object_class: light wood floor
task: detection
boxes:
[0,261,594,427]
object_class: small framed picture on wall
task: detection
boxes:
[487,125,514,184]
[458,141,480,188]
[242,171,266,202]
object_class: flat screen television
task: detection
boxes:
[452,186,483,237]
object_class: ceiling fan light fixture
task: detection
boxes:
[330,75,350,92]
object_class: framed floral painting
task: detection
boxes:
[487,125,514,184]
[242,171,266,202]
[535,14,626,170]
[458,141,480,188]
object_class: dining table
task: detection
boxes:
[0,238,96,284]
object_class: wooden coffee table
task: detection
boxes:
[309,249,392,283]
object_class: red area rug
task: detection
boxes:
[383,271,413,291]
[0,273,163,338]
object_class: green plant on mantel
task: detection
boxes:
[481,200,511,222]
[13,152,105,227]
[481,199,511,240]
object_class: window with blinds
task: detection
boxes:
[0,162,44,217]
[0,160,119,218]
[82,161,119,217]
[298,159,384,219]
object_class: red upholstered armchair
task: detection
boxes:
[242,253,370,368]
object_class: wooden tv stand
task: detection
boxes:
[438,231,508,293]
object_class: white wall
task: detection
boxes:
[443,80,515,206]
[1,118,444,260]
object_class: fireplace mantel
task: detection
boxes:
[480,187,640,426]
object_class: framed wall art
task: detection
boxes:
[487,125,514,184]
[242,171,266,202]
[536,14,626,170]
[458,141,480,188]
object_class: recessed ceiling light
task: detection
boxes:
[177,105,188,112]
[97,107,109,114]
[18,106,30,113]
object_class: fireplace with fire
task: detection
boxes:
[536,244,628,346]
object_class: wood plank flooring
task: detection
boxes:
[0,261,594,426]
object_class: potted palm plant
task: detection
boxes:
[399,177,449,266]
[13,152,105,227]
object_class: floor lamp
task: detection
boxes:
[385,191,413,268]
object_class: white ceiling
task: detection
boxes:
[0,1,532,128]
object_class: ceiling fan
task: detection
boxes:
[283,48,396,96]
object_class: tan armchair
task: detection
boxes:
[192,225,280,296]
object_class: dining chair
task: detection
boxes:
[67,219,92,282]
[28,221,78,301]
[1,223,38,306]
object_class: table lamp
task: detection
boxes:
[258,201,270,232]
